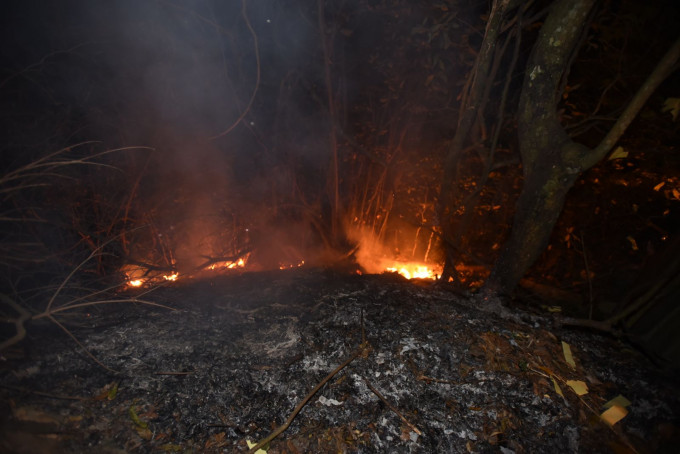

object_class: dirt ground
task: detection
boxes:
[1,268,679,453]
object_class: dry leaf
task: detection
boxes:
[662,97,680,121]
[566,380,588,396]
[551,376,564,397]
[608,146,628,160]
[246,440,268,453]
[562,341,576,369]
[600,405,628,426]
[603,395,631,409]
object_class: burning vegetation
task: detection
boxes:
[1,0,680,452]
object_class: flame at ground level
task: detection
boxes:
[385,262,442,280]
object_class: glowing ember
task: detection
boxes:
[279,260,305,270]
[128,279,143,287]
[209,257,247,270]
[385,263,441,280]
[164,273,179,281]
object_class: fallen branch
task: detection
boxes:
[247,342,371,453]
[361,375,422,436]
[0,294,31,351]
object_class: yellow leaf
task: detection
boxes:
[608,146,628,160]
[562,341,576,369]
[128,405,147,429]
[662,97,680,122]
[246,440,268,453]
[600,405,628,426]
[107,381,119,401]
[551,376,564,397]
[566,380,588,396]
[603,395,631,409]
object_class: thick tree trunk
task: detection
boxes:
[484,0,596,294]
[484,0,680,295]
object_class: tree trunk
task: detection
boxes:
[437,0,510,283]
[484,0,680,295]
[484,0,596,294]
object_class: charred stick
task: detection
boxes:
[361,376,422,436]
[247,344,369,453]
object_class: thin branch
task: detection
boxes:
[209,0,260,140]
[47,314,118,374]
[361,375,422,436]
[587,34,680,168]
[0,294,31,351]
[248,344,369,453]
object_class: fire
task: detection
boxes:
[209,257,246,270]
[385,262,441,280]
[122,256,248,289]
[279,260,305,270]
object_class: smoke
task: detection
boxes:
[1,0,449,278]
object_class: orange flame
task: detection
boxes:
[385,262,441,280]
[279,260,305,270]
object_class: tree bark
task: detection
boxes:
[437,0,510,283]
[484,0,680,295]
[484,0,596,294]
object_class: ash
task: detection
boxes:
[1,268,678,453]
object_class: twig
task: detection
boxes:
[528,366,640,454]
[0,384,86,401]
[0,294,31,351]
[361,376,422,436]
[209,0,260,140]
[247,344,369,453]
[154,371,194,376]
[417,374,458,385]
[47,315,118,374]
[579,230,594,319]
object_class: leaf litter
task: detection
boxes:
[1,268,679,453]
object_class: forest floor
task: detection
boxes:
[1,267,679,453]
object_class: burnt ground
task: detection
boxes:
[1,268,679,453]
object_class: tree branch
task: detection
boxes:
[584,34,680,168]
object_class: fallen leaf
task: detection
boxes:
[551,376,564,397]
[654,181,666,191]
[662,97,680,121]
[562,341,576,369]
[128,405,148,429]
[608,146,628,160]
[107,381,119,400]
[566,380,588,396]
[600,405,628,426]
[246,440,268,453]
[603,395,631,409]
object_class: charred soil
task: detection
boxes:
[1,268,679,453]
